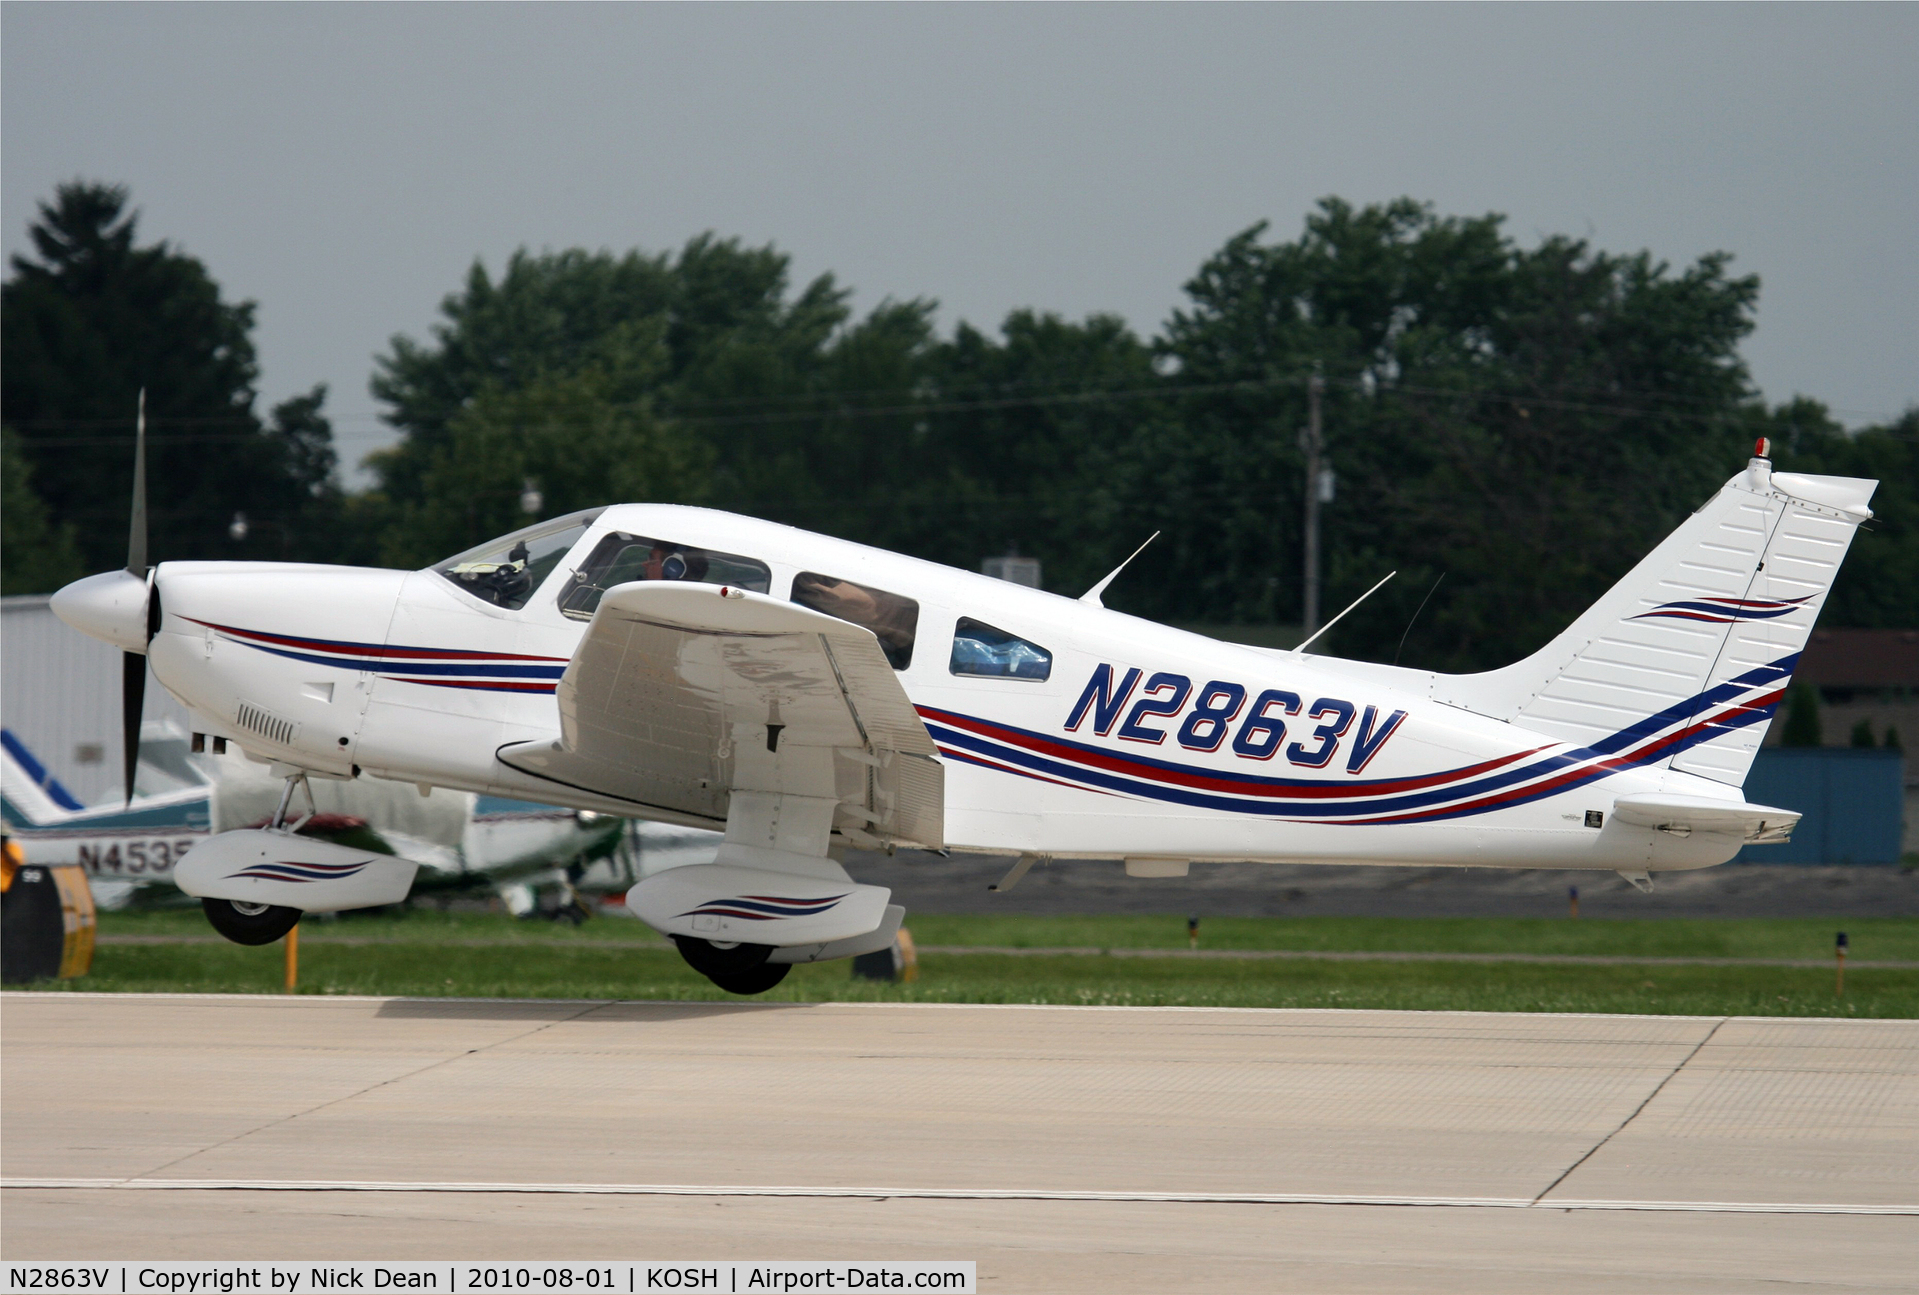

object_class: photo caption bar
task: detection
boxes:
[2,1265,975,1295]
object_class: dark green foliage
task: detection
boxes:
[1886,727,1904,753]
[1,183,343,569]
[1782,683,1824,747]
[361,203,1911,665]
[1851,719,1877,748]
[12,184,1912,659]
[363,199,1795,668]
[1150,199,1764,666]
[1,425,85,593]
[367,237,861,566]
[1760,403,1919,629]
[374,365,713,568]
[890,310,1159,593]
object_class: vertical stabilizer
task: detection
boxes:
[1442,455,1876,787]
[1,728,87,823]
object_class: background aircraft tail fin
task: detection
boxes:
[1441,456,1877,788]
[2,728,88,826]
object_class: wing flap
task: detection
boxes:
[498,582,942,849]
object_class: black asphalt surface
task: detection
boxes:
[841,853,1919,919]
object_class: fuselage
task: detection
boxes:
[138,504,1753,874]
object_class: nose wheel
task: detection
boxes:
[201,897,302,945]
[673,935,790,995]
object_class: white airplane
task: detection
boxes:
[49,417,1875,993]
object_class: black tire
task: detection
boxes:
[202,898,301,946]
[672,935,774,978]
[707,962,791,995]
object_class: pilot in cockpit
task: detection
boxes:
[641,544,708,583]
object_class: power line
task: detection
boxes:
[6,377,1877,444]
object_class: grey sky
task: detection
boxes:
[5,3,1915,486]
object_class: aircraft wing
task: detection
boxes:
[497,583,943,850]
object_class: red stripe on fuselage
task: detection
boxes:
[382,677,558,693]
[920,705,1543,801]
[935,742,1114,795]
[1320,688,1786,825]
[183,618,565,662]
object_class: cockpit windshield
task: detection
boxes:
[431,510,601,610]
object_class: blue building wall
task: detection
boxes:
[1735,748,1906,864]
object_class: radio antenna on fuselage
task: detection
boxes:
[1293,570,1395,657]
[1079,531,1159,608]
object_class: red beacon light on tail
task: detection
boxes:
[1754,437,1772,459]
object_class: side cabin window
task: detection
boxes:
[792,572,919,670]
[950,617,1052,681]
[560,533,772,620]
[433,512,599,611]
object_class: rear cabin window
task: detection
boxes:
[433,513,599,611]
[792,572,919,670]
[949,617,1052,681]
[559,533,772,620]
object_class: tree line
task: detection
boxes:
[5,182,1912,673]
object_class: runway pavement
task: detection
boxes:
[4,994,1916,1291]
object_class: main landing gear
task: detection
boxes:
[673,936,790,995]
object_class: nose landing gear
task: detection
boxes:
[201,897,301,945]
[200,771,312,946]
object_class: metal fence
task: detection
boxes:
[1736,748,1907,865]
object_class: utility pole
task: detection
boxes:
[1300,368,1325,635]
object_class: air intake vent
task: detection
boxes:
[235,700,298,747]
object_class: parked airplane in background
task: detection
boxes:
[2,723,661,915]
[50,413,1875,992]
[3,726,210,895]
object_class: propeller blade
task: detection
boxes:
[127,388,148,577]
[124,388,150,804]
[122,651,146,805]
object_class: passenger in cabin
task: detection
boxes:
[792,572,918,669]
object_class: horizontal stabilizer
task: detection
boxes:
[1610,793,1799,844]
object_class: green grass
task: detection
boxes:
[95,908,1919,960]
[899,913,1919,961]
[95,904,670,944]
[38,908,1917,1018]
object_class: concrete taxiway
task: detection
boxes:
[4,994,1916,1290]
